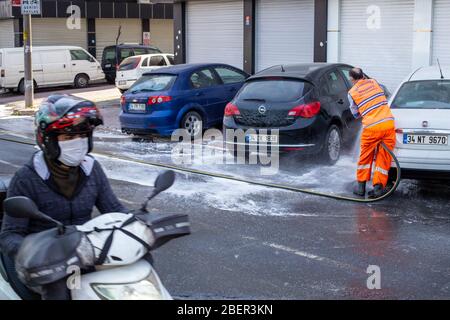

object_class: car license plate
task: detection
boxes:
[119,80,126,85]
[246,134,278,143]
[403,134,448,145]
[128,103,146,112]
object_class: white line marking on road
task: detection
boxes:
[0,159,20,168]
[264,242,325,261]
[259,240,356,271]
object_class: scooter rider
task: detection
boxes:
[0,95,127,300]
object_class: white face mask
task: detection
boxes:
[58,137,89,167]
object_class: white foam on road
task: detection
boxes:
[95,153,311,217]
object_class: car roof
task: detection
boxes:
[1,46,85,52]
[142,63,237,75]
[248,63,354,83]
[105,44,160,49]
[123,53,173,60]
[405,65,450,82]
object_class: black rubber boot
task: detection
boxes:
[353,181,366,196]
[368,184,384,199]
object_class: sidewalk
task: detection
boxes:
[0,85,121,116]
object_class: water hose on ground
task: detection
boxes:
[0,135,400,203]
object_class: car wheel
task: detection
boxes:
[181,111,203,139]
[17,79,25,95]
[17,79,37,95]
[106,76,115,84]
[321,124,342,165]
[74,74,89,88]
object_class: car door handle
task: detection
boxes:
[337,99,345,105]
[72,63,76,66]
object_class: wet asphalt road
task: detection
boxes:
[0,136,449,300]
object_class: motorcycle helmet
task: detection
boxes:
[35,94,103,160]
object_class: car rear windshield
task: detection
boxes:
[102,47,116,63]
[119,57,141,71]
[238,78,312,103]
[391,80,450,109]
[129,74,177,93]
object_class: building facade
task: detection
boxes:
[173,0,450,91]
[0,0,174,59]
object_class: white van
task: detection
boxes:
[0,46,104,94]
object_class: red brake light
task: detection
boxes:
[224,103,240,116]
[396,129,403,134]
[287,102,321,118]
[120,96,126,105]
[147,96,172,105]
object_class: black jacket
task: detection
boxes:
[0,151,127,257]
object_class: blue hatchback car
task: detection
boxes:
[119,63,249,137]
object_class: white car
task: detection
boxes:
[0,46,104,94]
[390,65,450,179]
[115,53,174,93]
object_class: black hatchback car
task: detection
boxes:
[223,63,363,164]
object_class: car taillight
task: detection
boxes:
[147,96,172,105]
[395,129,403,134]
[224,102,240,116]
[120,96,126,106]
[0,69,4,77]
[287,102,321,118]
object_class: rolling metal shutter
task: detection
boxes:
[96,18,142,60]
[432,0,450,67]
[255,0,314,72]
[32,18,87,49]
[339,0,414,91]
[150,19,174,53]
[0,19,14,49]
[186,0,244,69]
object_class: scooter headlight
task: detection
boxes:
[91,272,164,300]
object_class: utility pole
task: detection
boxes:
[23,13,33,108]
[21,0,41,108]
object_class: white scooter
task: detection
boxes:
[0,170,190,300]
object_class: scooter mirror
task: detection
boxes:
[3,196,42,220]
[154,170,175,194]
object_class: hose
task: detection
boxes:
[0,135,400,203]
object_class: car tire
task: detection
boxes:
[74,74,89,89]
[320,124,342,165]
[17,79,37,95]
[106,76,115,85]
[181,111,203,139]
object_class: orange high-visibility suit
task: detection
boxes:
[348,79,396,187]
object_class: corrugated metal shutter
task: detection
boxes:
[96,19,141,60]
[186,0,243,69]
[432,0,450,67]
[149,19,174,53]
[339,0,414,91]
[32,18,87,49]
[0,19,14,49]
[256,0,314,72]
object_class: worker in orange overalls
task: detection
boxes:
[348,68,396,198]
